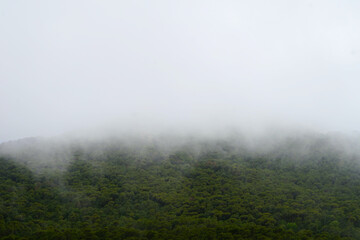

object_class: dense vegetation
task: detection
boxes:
[1,135,360,239]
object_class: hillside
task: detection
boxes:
[1,133,360,239]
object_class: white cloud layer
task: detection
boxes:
[1,0,360,142]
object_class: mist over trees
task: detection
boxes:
[1,0,360,239]
[1,131,360,239]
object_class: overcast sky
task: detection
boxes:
[1,0,360,142]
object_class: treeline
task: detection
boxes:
[1,138,360,239]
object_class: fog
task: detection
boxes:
[1,0,360,142]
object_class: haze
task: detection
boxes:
[1,0,360,142]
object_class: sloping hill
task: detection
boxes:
[1,133,360,239]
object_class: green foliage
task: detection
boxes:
[1,143,360,239]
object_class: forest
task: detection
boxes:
[1,133,360,239]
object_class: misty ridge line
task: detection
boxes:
[1,126,360,173]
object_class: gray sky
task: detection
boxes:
[1,0,360,142]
